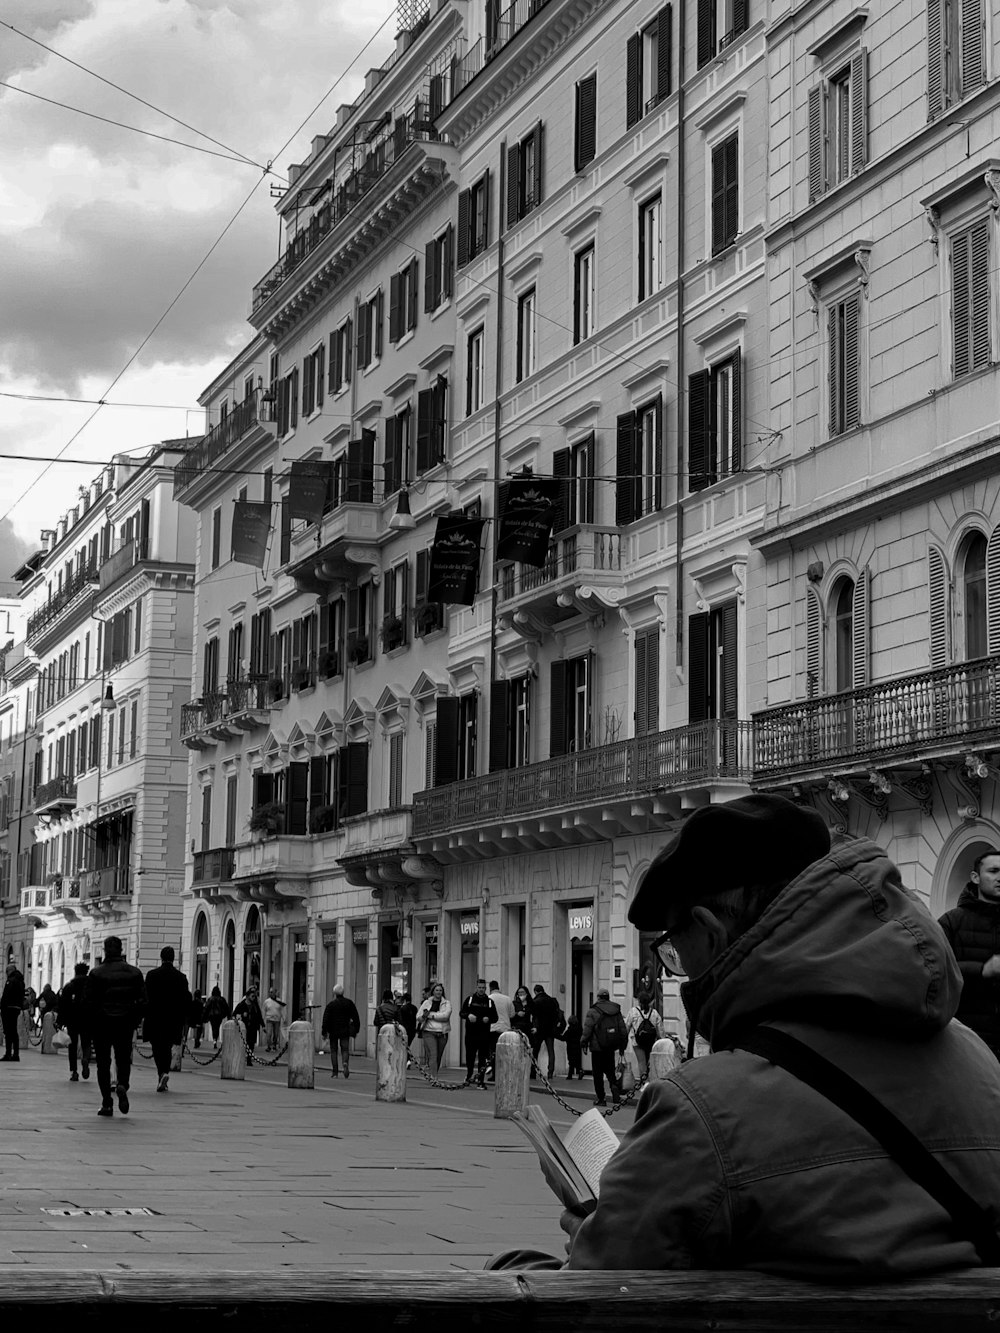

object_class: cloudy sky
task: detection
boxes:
[0,0,397,575]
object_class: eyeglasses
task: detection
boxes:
[650,929,688,979]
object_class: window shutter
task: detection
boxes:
[286,761,309,835]
[711,142,727,254]
[356,309,368,369]
[928,544,950,669]
[986,524,1000,654]
[416,548,429,602]
[584,430,596,521]
[626,33,642,128]
[389,272,401,343]
[635,628,660,735]
[480,168,491,252]
[316,346,324,408]
[653,392,664,511]
[507,142,520,227]
[329,331,338,392]
[416,388,433,473]
[489,680,511,772]
[433,376,448,464]
[962,0,985,92]
[805,587,822,697]
[729,351,743,474]
[732,0,748,37]
[575,73,597,171]
[342,743,369,818]
[302,351,314,417]
[615,411,637,525]
[532,123,543,209]
[344,317,352,381]
[927,0,944,117]
[719,602,738,719]
[850,49,868,173]
[724,135,739,248]
[808,84,825,201]
[434,697,459,787]
[383,416,399,497]
[424,239,436,312]
[697,0,716,68]
[290,368,299,429]
[688,612,711,722]
[688,369,713,491]
[457,189,470,267]
[443,223,454,297]
[549,661,568,758]
[374,289,384,358]
[552,447,571,534]
[970,218,991,371]
[852,566,870,687]
[657,5,672,99]
[843,293,860,431]
[828,304,842,435]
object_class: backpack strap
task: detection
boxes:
[734,1025,1000,1266]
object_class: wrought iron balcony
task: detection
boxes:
[226,675,271,729]
[192,847,235,885]
[498,527,623,619]
[33,774,77,815]
[413,719,752,838]
[181,702,211,749]
[173,392,273,498]
[26,564,97,643]
[98,539,149,592]
[451,0,552,100]
[81,864,131,900]
[752,655,1000,782]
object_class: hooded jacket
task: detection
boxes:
[938,884,1000,1055]
[581,998,627,1052]
[568,838,1000,1278]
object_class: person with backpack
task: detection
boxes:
[581,988,628,1108]
[625,989,663,1082]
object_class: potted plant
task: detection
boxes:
[46,871,63,886]
[293,665,314,691]
[414,601,444,637]
[248,802,285,837]
[267,675,285,702]
[381,614,406,651]
[319,648,341,679]
[309,803,339,835]
[347,633,370,666]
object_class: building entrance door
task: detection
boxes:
[459,912,480,1068]
[291,932,308,1020]
[351,925,368,1055]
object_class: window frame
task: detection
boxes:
[638,192,662,301]
[573,243,596,344]
[516,287,536,383]
[709,129,740,256]
[466,325,485,414]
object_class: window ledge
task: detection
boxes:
[507,248,544,287]
[386,371,418,398]
[807,7,869,62]
[560,204,601,239]
[694,90,747,134]
[456,289,491,322]
[394,329,415,354]
[623,152,670,193]
[429,297,452,322]
[803,238,873,291]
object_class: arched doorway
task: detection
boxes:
[223,919,236,1008]
[193,913,209,996]
[243,906,261,995]
[962,532,988,660]
[57,944,65,990]
[931,822,1000,916]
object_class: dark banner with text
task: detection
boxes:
[231,501,271,568]
[496,476,560,567]
[288,459,332,523]
[427,513,485,606]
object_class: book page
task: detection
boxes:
[563,1108,621,1198]
[512,1106,595,1209]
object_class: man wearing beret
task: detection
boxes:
[508,795,1000,1277]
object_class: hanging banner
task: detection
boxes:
[496,476,560,567]
[231,502,271,568]
[427,513,485,606]
[288,459,331,522]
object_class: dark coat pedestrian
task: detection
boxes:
[85,935,145,1116]
[144,946,192,1087]
[459,980,498,1086]
[511,986,534,1037]
[582,991,627,1106]
[373,990,399,1032]
[0,965,26,1061]
[398,995,418,1046]
[38,984,58,1016]
[57,963,92,1079]
[203,987,231,1043]
[321,985,360,1078]
[561,1014,584,1079]
[938,854,1000,1058]
[233,988,264,1062]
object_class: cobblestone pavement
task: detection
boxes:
[0,1044,635,1272]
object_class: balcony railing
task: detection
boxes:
[192,847,235,884]
[182,678,271,748]
[33,774,77,812]
[452,0,551,101]
[81,865,131,899]
[26,564,97,641]
[20,886,48,913]
[251,120,440,314]
[98,539,149,592]
[753,654,1000,778]
[499,528,622,603]
[227,675,270,714]
[413,719,752,836]
[181,702,205,741]
[173,393,268,496]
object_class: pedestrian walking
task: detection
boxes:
[415,981,452,1073]
[320,983,360,1078]
[624,989,663,1082]
[203,986,230,1046]
[397,992,418,1050]
[511,985,534,1041]
[581,988,627,1108]
[143,946,191,1093]
[233,987,264,1063]
[373,989,399,1033]
[38,983,58,1018]
[56,962,92,1081]
[561,1013,584,1079]
[262,989,286,1052]
[0,962,26,1062]
[85,935,145,1117]
[486,980,514,1081]
[459,978,497,1087]
[530,984,562,1080]
[938,848,1000,1059]
[187,988,206,1050]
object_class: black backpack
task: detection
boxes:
[593,1009,626,1052]
[634,1010,658,1055]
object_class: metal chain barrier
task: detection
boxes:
[182,1040,224,1067]
[512,1030,645,1120]
[234,1020,288,1067]
[402,1023,477,1091]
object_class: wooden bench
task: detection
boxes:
[4,1269,1000,1329]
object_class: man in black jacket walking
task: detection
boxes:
[86,936,145,1116]
[939,849,1000,1059]
[530,984,562,1080]
[144,946,192,1093]
[0,963,25,1061]
[459,978,497,1087]
[56,962,92,1081]
[321,983,360,1078]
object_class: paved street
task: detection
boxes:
[0,1043,635,1272]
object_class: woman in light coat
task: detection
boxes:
[415,982,452,1072]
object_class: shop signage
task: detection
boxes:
[320,929,337,948]
[352,925,368,945]
[460,913,480,938]
[243,930,261,949]
[293,941,308,955]
[424,923,438,945]
[195,945,209,956]
[569,908,594,940]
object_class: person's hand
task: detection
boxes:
[559,1205,590,1254]
[984,955,1000,980]
[468,1014,476,1023]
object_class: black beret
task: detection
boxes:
[628,794,831,930]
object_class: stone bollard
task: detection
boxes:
[170,1043,183,1073]
[17,1010,29,1046]
[648,1037,680,1083]
[287,1020,314,1089]
[220,1018,246,1081]
[41,1010,56,1054]
[494,1030,531,1119]
[376,1023,407,1103]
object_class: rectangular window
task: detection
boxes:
[382,560,409,651]
[211,507,221,570]
[574,244,595,344]
[687,352,743,490]
[807,52,868,201]
[457,692,477,780]
[697,0,749,68]
[516,288,536,382]
[627,7,673,128]
[688,601,738,725]
[711,132,739,255]
[616,398,663,523]
[638,194,662,300]
[489,677,532,772]
[319,597,345,677]
[457,170,490,267]
[201,785,212,852]
[549,654,593,757]
[928,0,987,119]
[506,124,544,227]
[387,731,404,808]
[389,260,419,343]
[828,293,861,435]
[356,290,384,371]
[277,367,298,436]
[414,549,445,638]
[952,217,991,378]
[415,376,447,474]
[225,774,238,846]
[329,318,352,393]
[302,343,325,417]
[634,628,660,736]
[424,224,454,312]
[129,699,138,758]
[574,72,597,171]
[347,583,373,665]
[568,436,595,526]
[466,326,485,414]
[382,408,409,498]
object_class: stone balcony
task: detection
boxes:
[497,526,624,631]
[231,834,315,908]
[33,775,77,817]
[181,678,271,750]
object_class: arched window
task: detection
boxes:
[963,532,988,660]
[223,920,236,1009]
[193,913,209,995]
[833,578,855,692]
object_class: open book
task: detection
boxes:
[511,1104,620,1212]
